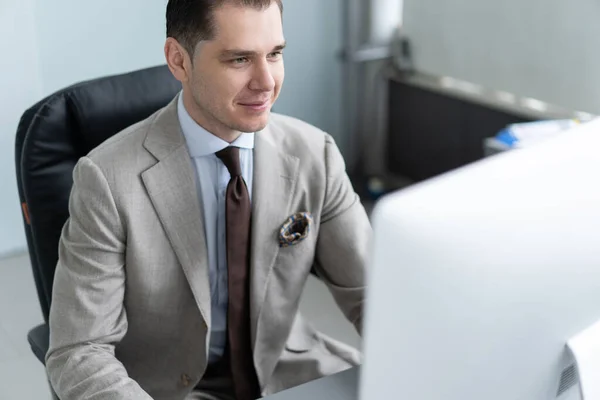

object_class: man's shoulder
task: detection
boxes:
[266,113,335,157]
[85,111,159,172]
[268,113,327,139]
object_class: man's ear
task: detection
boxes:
[164,38,192,83]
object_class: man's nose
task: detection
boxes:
[249,60,276,91]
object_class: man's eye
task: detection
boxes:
[269,51,283,58]
[232,57,249,64]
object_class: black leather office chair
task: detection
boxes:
[14,65,181,369]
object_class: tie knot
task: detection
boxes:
[216,146,242,177]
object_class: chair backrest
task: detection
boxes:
[15,65,181,322]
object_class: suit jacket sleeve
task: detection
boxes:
[314,135,372,334]
[46,157,152,399]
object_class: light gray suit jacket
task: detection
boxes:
[46,96,371,399]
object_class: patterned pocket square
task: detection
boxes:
[279,212,313,248]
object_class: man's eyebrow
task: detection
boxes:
[220,42,287,58]
[272,42,287,52]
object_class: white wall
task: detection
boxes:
[403,0,600,114]
[34,0,167,96]
[0,1,43,256]
[275,0,344,142]
[0,0,345,257]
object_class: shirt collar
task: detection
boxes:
[177,92,255,158]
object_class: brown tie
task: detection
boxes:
[216,146,261,400]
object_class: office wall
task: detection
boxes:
[403,0,600,114]
[0,0,345,257]
[274,0,344,143]
[34,0,167,96]
[0,1,43,257]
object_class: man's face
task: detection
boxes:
[185,2,285,137]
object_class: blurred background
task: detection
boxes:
[1,0,599,397]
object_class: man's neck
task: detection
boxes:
[181,91,241,144]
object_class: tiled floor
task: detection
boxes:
[0,252,360,399]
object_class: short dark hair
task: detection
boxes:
[166,0,284,56]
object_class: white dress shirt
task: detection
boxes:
[177,93,254,363]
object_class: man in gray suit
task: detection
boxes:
[46,0,371,399]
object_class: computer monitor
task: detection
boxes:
[361,118,600,400]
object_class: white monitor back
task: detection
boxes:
[361,119,600,400]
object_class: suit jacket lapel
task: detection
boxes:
[250,124,300,386]
[141,98,211,331]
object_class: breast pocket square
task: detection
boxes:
[279,212,313,248]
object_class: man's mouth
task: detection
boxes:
[239,100,270,111]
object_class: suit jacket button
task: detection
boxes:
[181,374,192,387]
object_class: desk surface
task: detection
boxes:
[265,367,359,400]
